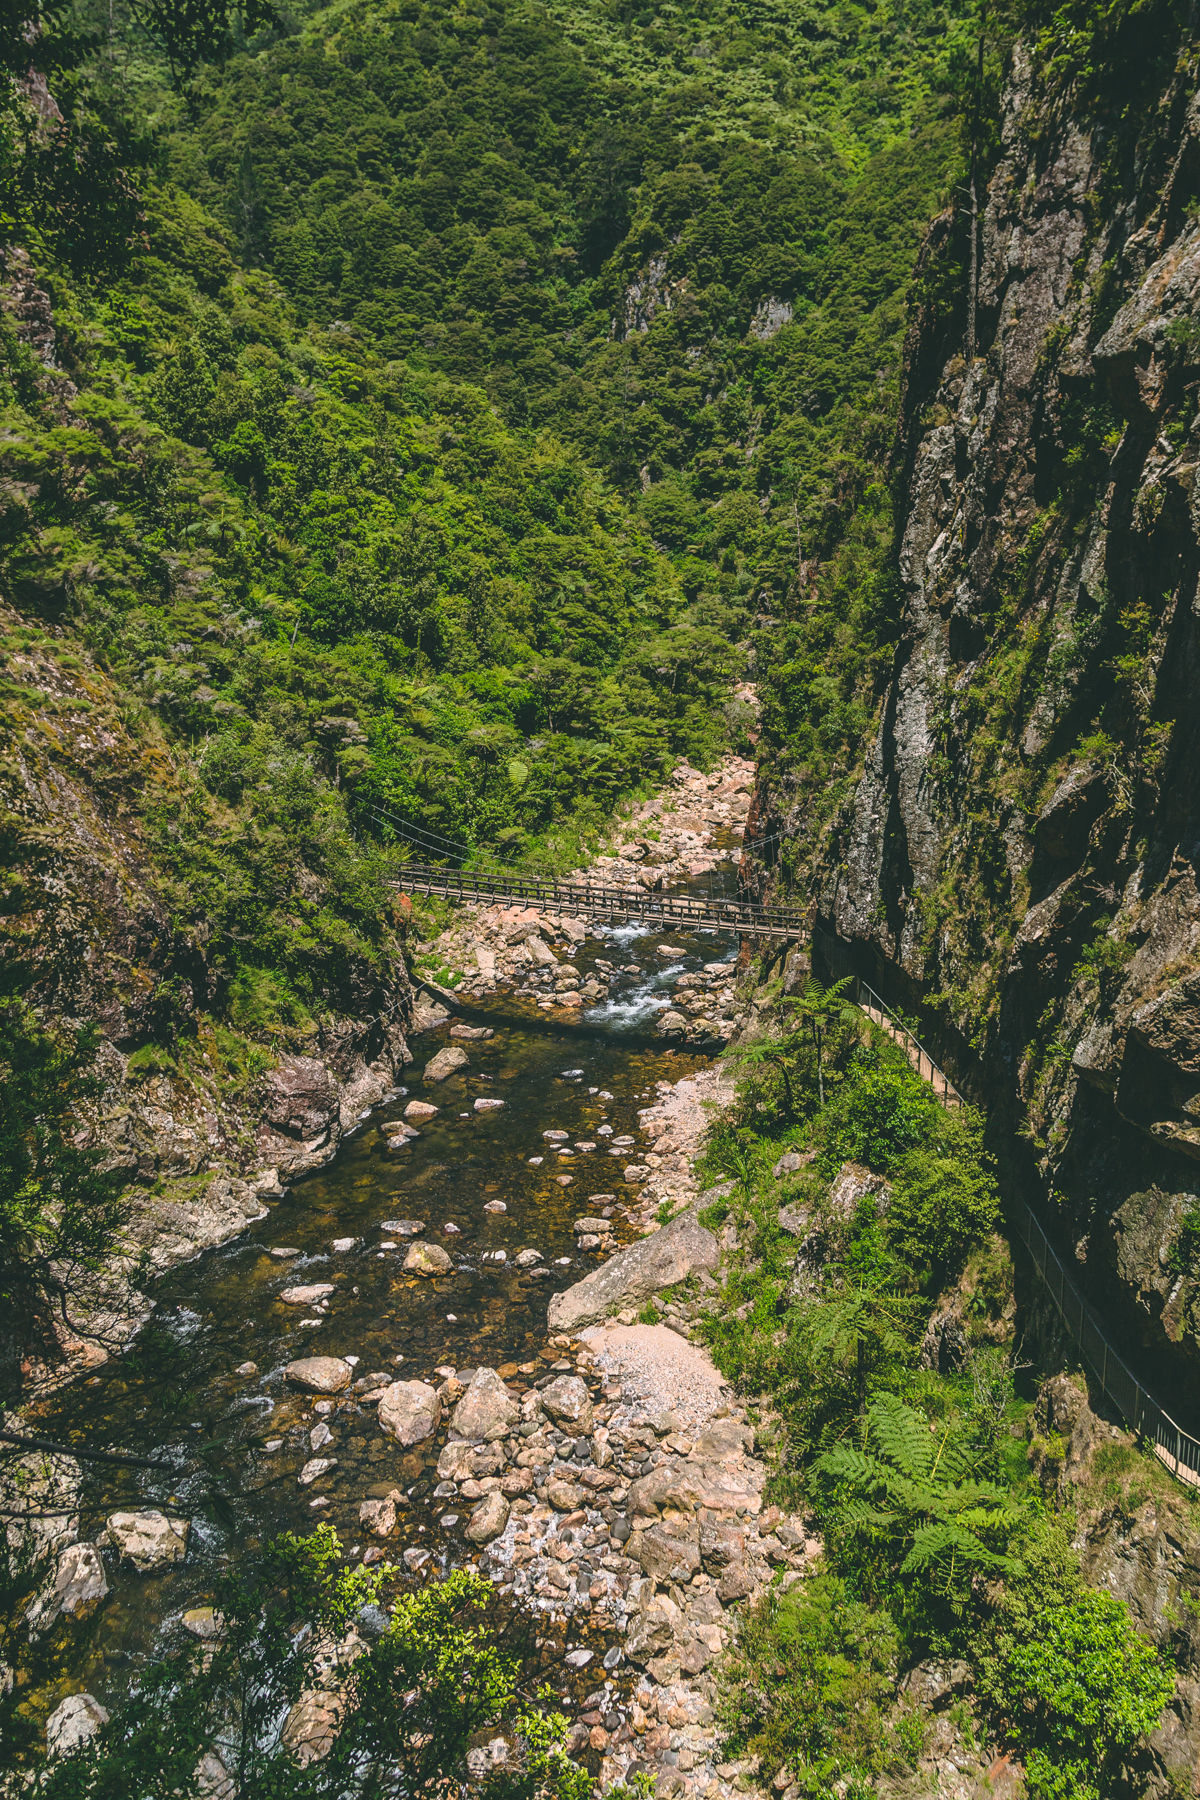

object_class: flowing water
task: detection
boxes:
[13,869,743,1735]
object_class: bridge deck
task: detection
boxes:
[392,863,805,939]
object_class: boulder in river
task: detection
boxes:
[403,1241,452,1276]
[633,1524,701,1584]
[299,1457,337,1487]
[451,1367,518,1441]
[546,1206,719,1332]
[404,1101,438,1121]
[377,1380,441,1446]
[424,1046,469,1082]
[359,1497,398,1537]
[451,1025,493,1040]
[105,1510,190,1572]
[380,1219,425,1236]
[285,1357,353,1393]
[46,1693,109,1758]
[464,1490,509,1544]
[26,1542,108,1635]
[279,1283,335,1306]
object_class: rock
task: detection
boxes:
[105,1510,190,1572]
[540,1375,594,1430]
[26,1542,108,1635]
[625,1595,681,1666]
[236,1361,258,1375]
[380,1219,425,1236]
[773,1150,815,1179]
[451,1025,494,1040]
[194,1751,235,1798]
[545,1478,587,1511]
[528,937,560,969]
[634,1525,700,1584]
[280,1283,336,1306]
[359,1497,398,1537]
[46,1692,109,1758]
[286,1356,353,1393]
[299,1457,338,1487]
[827,1161,891,1217]
[465,1490,510,1543]
[378,1380,442,1446]
[544,1130,570,1142]
[483,1199,507,1212]
[657,1011,687,1035]
[404,1101,439,1121]
[403,1546,431,1571]
[261,1056,339,1145]
[564,1648,593,1667]
[182,1606,225,1639]
[281,1691,345,1767]
[514,1248,543,1267]
[424,1046,469,1082]
[330,1237,357,1252]
[716,1563,757,1603]
[466,1737,510,1779]
[403,1241,452,1276]
[897,1658,974,1711]
[546,1206,719,1332]
[700,1520,745,1572]
[452,1368,519,1441]
[474,1097,505,1111]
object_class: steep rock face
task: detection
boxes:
[761,40,1200,1397]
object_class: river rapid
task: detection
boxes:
[13,878,744,1747]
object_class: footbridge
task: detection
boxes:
[392,862,807,940]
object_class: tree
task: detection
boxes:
[0,999,129,1401]
[128,0,279,82]
[814,1393,1028,1613]
[801,1279,922,1416]
[34,1534,592,1798]
[992,1589,1173,1800]
[782,978,859,1107]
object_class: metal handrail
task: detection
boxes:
[391,862,808,939]
[845,954,1200,1489]
[855,977,963,1108]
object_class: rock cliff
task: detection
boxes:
[756,32,1200,1401]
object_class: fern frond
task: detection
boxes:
[813,1446,887,1485]
[868,1394,933,1478]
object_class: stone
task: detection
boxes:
[452,1367,519,1441]
[378,1380,442,1446]
[380,1219,425,1236]
[465,1490,510,1543]
[540,1375,594,1431]
[403,1546,431,1571]
[474,1097,505,1111]
[359,1497,398,1537]
[564,1648,593,1668]
[625,1595,682,1666]
[451,1025,494,1039]
[773,1150,815,1179]
[404,1101,439,1121]
[424,1046,469,1082]
[46,1693,109,1758]
[827,1161,891,1219]
[634,1525,700,1584]
[437,1440,474,1481]
[514,1248,543,1267]
[286,1357,353,1394]
[280,1283,336,1306]
[330,1237,357,1252]
[546,1478,587,1511]
[716,1563,757,1604]
[105,1510,190,1572]
[26,1542,108,1635]
[260,1056,339,1145]
[281,1691,344,1767]
[236,1361,258,1376]
[572,1217,609,1235]
[700,1520,745,1572]
[194,1751,235,1798]
[182,1606,225,1639]
[546,1206,719,1333]
[897,1658,974,1711]
[403,1241,452,1276]
[657,1011,687,1034]
[299,1457,338,1487]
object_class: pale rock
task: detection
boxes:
[424,1046,469,1082]
[279,1283,335,1306]
[26,1542,108,1635]
[403,1241,452,1276]
[105,1510,190,1572]
[378,1380,442,1446]
[286,1356,352,1393]
[451,1368,519,1441]
[540,1375,594,1430]
[465,1490,510,1543]
[46,1693,109,1758]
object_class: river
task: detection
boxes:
[13,874,742,1747]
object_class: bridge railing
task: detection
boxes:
[831,938,1200,1491]
[391,862,808,938]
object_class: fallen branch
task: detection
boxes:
[0,1428,179,1471]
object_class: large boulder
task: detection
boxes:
[378,1380,441,1446]
[285,1357,353,1394]
[424,1045,469,1082]
[624,1594,682,1666]
[633,1524,700,1584]
[451,1367,519,1441]
[403,1240,452,1276]
[46,1693,109,1758]
[26,1542,108,1635]
[260,1057,339,1143]
[464,1490,510,1544]
[539,1375,593,1432]
[105,1510,190,1572]
[546,1207,719,1333]
[279,1283,335,1306]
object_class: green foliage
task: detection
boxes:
[888,1145,1000,1283]
[814,1393,1029,1620]
[34,1542,589,1798]
[716,1571,898,1789]
[984,1590,1173,1800]
[0,998,130,1399]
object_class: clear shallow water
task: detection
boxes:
[15,871,741,1734]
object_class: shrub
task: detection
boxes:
[887,1150,1000,1283]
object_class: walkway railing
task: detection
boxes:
[392,862,808,940]
[842,947,1200,1490]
